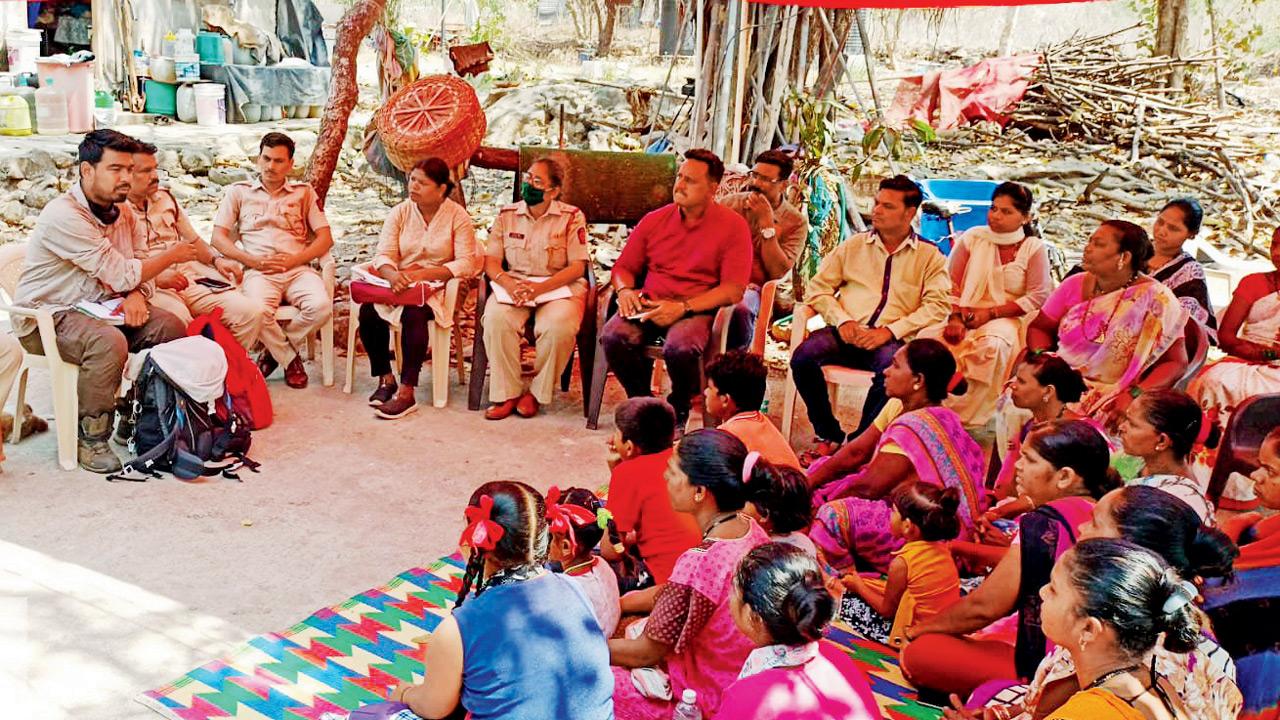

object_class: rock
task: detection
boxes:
[0,201,27,224]
[23,182,60,210]
[157,149,182,174]
[5,149,56,180]
[52,152,75,169]
[179,148,214,174]
[208,167,251,186]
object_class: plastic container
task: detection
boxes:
[174,53,201,81]
[194,83,225,126]
[0,95,32,136]
[2,76,38,131]
[150,56,176,83]
[35,79,68,135]
[174,29,196,56]
[161,32,177,59]
[143,78,177,116]
[36,58,93,133]
[917,178,1002,254]
[196,31,229,65]
[5,29,42,76]
[132,49,151,77]
[241,103,262,123]
[672,689,701,720]
[93,89,115,126]
[176,83,196,122]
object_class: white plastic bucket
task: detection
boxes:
[5,29,41,76]
[193,83,225,126]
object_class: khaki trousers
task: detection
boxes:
[482,296,583,404]
[241,267,331,366]
[150,284,265,349]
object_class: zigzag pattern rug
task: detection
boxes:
[139,554,943,720]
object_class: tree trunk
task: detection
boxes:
[1154,0,1189,89]
[304,0,386,205]
[598,1,619,56]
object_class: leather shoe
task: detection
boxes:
[484,398,519,421]
[257,352,279,379]
[515,392,540,418]
[284,357,309,389]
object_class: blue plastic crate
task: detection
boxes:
[917,179,1000,253]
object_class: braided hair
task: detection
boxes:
[455,481,548,608]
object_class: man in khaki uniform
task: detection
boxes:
[481,157,589,420]
[211,132,333,389]
[127,142,264,348]
[719,148,809,349]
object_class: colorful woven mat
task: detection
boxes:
[139,555,943,720]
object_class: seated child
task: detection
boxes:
[744,458,817,557]
[704,350,801,469]
[837,482,961,648]
[602,397,702,613]
[546,486,621,637]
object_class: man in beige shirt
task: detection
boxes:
[127,142,264,349]
[481,157,589,420]
[719,149,808,349]
[212,132,333,389]
[791,174,950,446]
[13,130,198,472]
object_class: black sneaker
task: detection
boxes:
[375,393,418,420]
[368,382,397,407]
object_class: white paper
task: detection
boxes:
[491,277,572,307]
[352,263,444,293]
[75,298,125,325]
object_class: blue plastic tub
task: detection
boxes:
[917,179,1000,254]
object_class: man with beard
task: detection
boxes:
[13,130,198,472]
[602,148,752,431]
[719,149,809,350]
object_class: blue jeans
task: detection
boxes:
[789,326,902,442]
[727,285,762,351]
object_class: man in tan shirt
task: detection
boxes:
[127,142,264,348]
[212,132,333,389]
[481,157,589,420]
[14,130,198,472]
[719,149,808,349]
[791,175,950,446]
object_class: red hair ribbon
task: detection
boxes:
[545,486,598,551]
[947,371,965,393]
[459,494,505,552]
[1195,407,1217,446]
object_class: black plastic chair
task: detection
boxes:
[1208,393,1280,506]
[467,267,597,415]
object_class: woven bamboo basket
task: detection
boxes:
[375,74,487,172]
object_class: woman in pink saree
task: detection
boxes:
[808,339,987,574]
[1025,220,1188,425]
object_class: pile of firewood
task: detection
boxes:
[1005,25,1276,249]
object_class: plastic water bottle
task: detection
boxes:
[672,688,701,720]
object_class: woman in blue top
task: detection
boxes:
[371,480,614,720]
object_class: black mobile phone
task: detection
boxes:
[195,277,232,290]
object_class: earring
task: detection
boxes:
[1078,635,1089,654]
[913,382,921,391]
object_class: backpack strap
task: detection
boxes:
[106,426,179,482]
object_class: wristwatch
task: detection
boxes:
[760,227,777,240]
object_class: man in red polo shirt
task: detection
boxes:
[604,149,753,427]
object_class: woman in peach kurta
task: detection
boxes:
[357,157,477,418]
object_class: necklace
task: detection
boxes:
[561,559,595,576]
[1086,663,1142,691]
[702,512,740,540]
[1081,272,1139,342]
[484,564,540,591]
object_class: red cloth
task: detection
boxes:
[886,54,1040,131]
[349,280,437,306]
[750,0,1093,8]
[607,449,703,584]
[613,202,752,302]
[187,307,273,430]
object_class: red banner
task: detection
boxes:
[749,0,1094,7]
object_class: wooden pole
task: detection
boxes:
[998,7,1019,57]
[852,10,886,122]
[755,5,795,158]
[1206,0,1227,110]
[730,0,753,164]
[714,0,740,158]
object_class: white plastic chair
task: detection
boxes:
[0,242,78,470]
[780,302,874,443]
[343,277,464,408]
[275,253,335,387]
